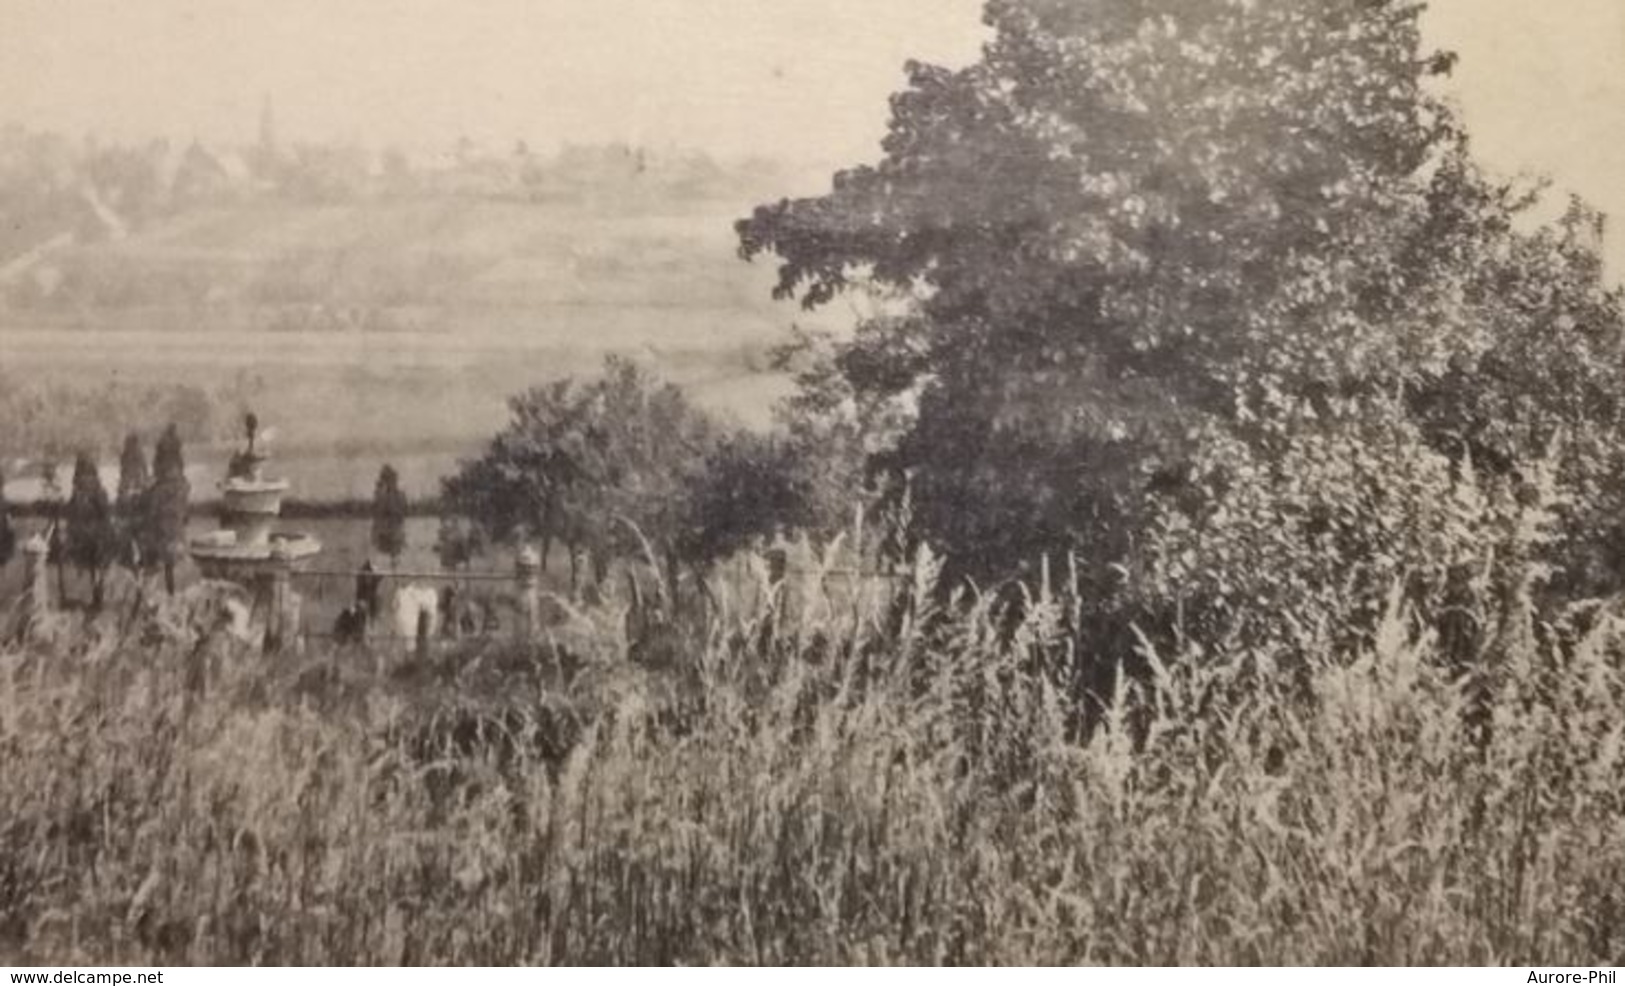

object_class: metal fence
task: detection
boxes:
[287,560,539,654]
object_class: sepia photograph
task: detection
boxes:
[1,0,1624,969]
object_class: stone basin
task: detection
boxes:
[192,531,322,561]
[219,478,291,515]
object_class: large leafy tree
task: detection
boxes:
[675,430,814,571]
[443,376,596,583]
[573,357,719,592]
[1407,195,1625,599]
[737,0,1603,597]
[444,357,723,595]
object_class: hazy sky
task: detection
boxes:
[2,0,1622,253]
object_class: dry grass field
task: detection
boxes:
[1,548,1621,965]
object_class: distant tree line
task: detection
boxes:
[0,371,250,467]
[0,123,787,272]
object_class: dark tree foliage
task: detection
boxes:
[1406,195,1625,599]
[65,451,116,609]
[371,464,409,563]
[442,377,590,570]
[115,432,150,570]
[444,357,731,594]
[765,325,903,551]
[147,424,191,595]
[573,357,718,590]
[676,431,813,570]
[739,0,1471,582]
[737,0,1625,628]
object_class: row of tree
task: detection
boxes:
[1,426,193,607]
[0,372,222,468]
[5,418,415,604]
[437,357,838,599]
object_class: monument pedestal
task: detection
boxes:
[189,441,322,653]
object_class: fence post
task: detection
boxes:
[516,546,542,641]
[263,543,294,656]
[23,533,50,621]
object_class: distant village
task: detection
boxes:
[0,99,800,510]
[0,98,788,283]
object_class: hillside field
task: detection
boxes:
[0,195,833,499]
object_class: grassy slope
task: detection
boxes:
[18,196,793,336]
[1,193,824,498]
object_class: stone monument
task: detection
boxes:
[190,415,321,651]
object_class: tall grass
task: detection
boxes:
[1,549,1622,965]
